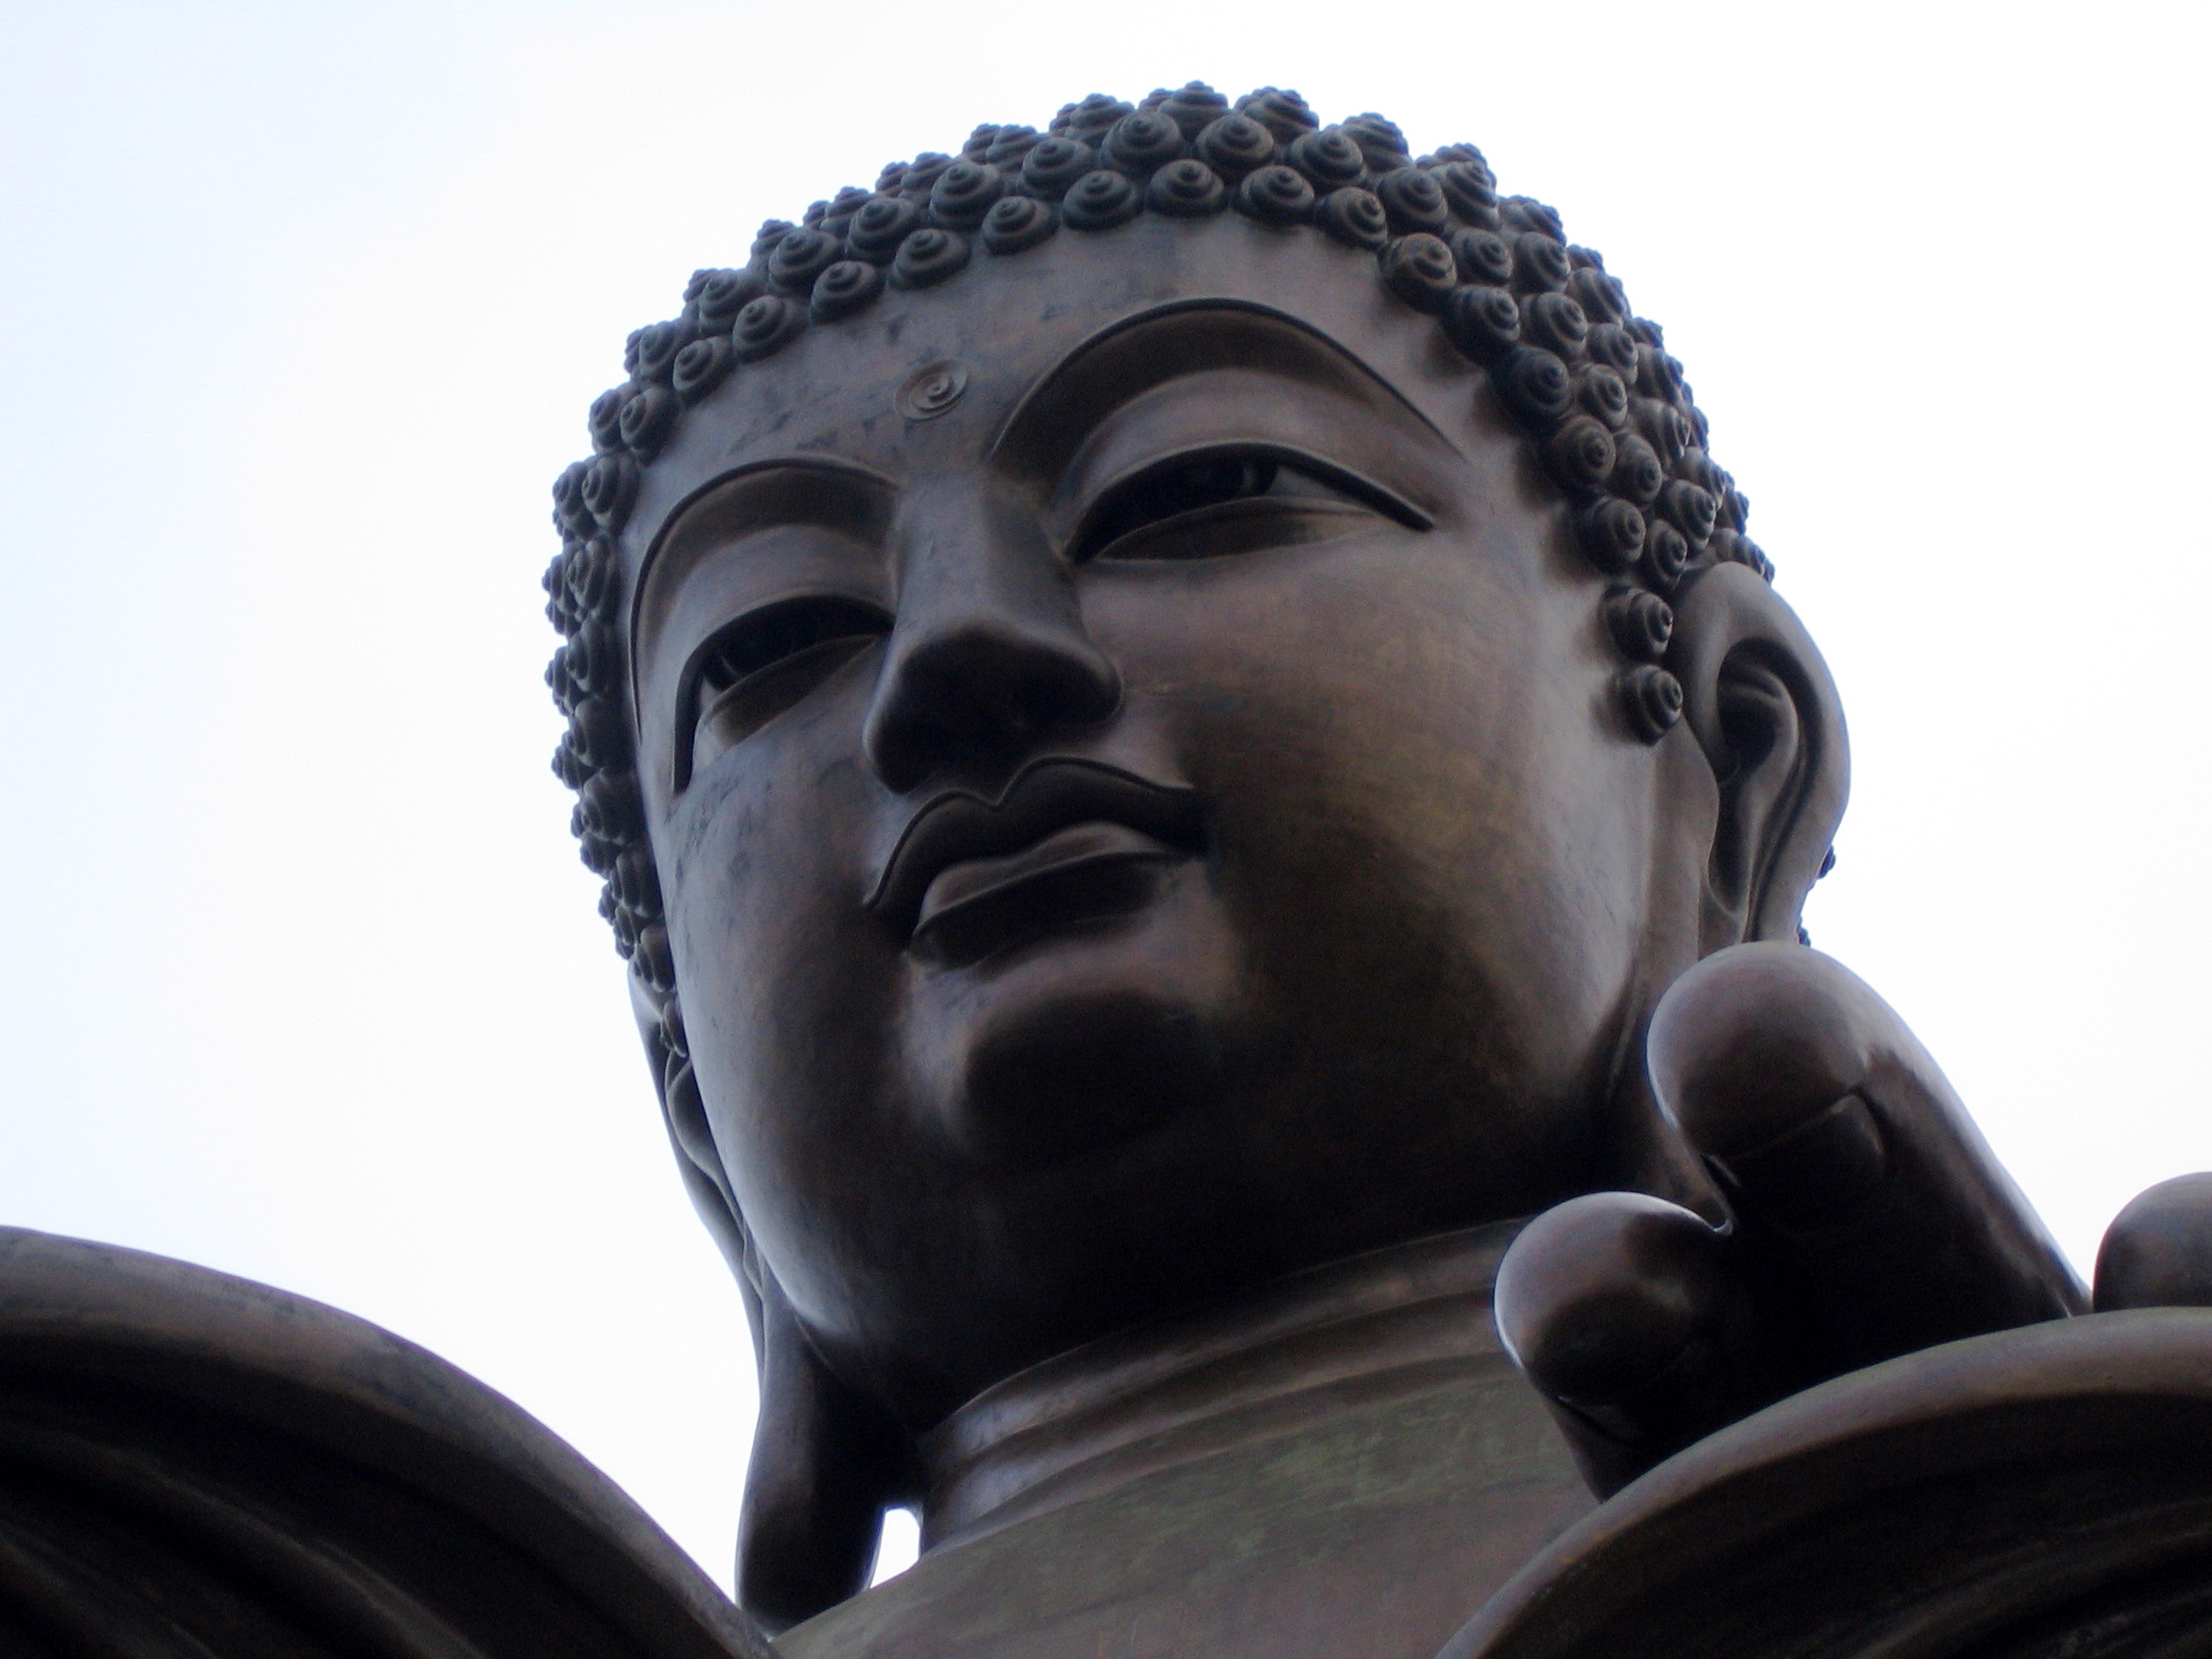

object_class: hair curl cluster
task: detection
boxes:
[540,84,1774,1033]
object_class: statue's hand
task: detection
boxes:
[1493,941,2086,1497]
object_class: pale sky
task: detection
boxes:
[3,0,2206,1592]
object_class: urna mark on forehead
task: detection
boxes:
[539,79,1775,1075]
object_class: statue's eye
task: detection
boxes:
[681,595,887,785]
[1071,448,1428,564]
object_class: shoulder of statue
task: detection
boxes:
[0,1227,772,1659]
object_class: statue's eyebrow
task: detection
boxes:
[634,459,894,604]
[990,300,1457,484]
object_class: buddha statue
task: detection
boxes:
[7,76,2210,1659]
[533,82,2169,1659]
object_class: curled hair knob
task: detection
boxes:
[1147,159,1227,216]
[748,218,796,264]
[694,267,768,331]
[1644,520,1691,589]
[1586,322,1640,375]
[633,320,691,385]
[1340,112,1410,169]
[1434,160,1499,228]
[767,228,840,295]
[1656,479,1719,546]
[1523,290,1590,358]
[1380,235,1457,313]
[891,227,972,287]
[1235,87,1319,144]
[1606,432,1665,506]
[1019,137,1097,201]
[1575,365,1631,430]
[847,195,923,263]
[618,384,678,461]
[586,387,630,454]
[1501,196,1567,241]
[632,921,677,994]
[1546,416,1617,498]
[1450,227,1513,287]
[1285,128,1365,190]
[1575,498,1647,573]
[1312,186,1388,249]
[984,125,1042,169]
[1374,166,1450,236]
[576,769,643,844]
[1637,344,1687,400]
[980,194,1058,254]
[1567,266,1629,324]
[731,294,806,361]
[1102,110,1187,174]
[1061,93,1133,143]
[1619,664,1685,743]
[1634,398,1693,465]
[1195,114,1276,180]
[551,460,595,535]
[898,152,956,203]
[1060,168,1142,231]
[580,453,638,531]
[1233,164,1314,225]
[1604,587,1676,662]
[1158,82,1229,138]
[1512,232,1572,294]
[570,696,629,773]
[820,185,872,240]
[566,537,619,625]
[613,845,663,921]
[929,161,1006,230]
[551,734,592,790]
[1710,530,1774,581]
[1495,345,1574,428]
[1443,283,1520,365]
[811,259,885,320]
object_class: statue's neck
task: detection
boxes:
[919,1218,1525,1550]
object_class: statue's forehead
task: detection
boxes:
[622,214,1478,561]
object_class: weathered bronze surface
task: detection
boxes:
[0,1228,768,1659]
[8,80,2212,1659]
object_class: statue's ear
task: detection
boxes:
[739,1274,911,1633]
[1664,563,1849,953]
[626,979,912,1631]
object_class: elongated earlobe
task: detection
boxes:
[738,1276,912,1633]
[628,981,914,1631]
[1664,563,1848,952]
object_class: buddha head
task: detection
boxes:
[539,84,1845,1627]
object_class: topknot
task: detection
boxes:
[539,82,1775,1020]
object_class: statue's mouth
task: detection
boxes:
[867,758,1206,956]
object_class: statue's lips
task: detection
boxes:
[867,759,1205,948]
[913,821,1190,957]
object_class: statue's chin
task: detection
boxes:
[905,863,1241,1166]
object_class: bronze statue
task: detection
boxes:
[8,80,2212,1659]
[533,81,2212,1656]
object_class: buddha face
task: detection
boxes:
[624,216,1708,1424]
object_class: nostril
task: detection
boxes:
[1015,662,1117,732]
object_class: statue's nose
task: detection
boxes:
[861,497,1120,793]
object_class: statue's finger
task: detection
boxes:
[2094,1173,2212,1310]
[1649,942,2083,1382]
[1493,1192,1764,1496]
